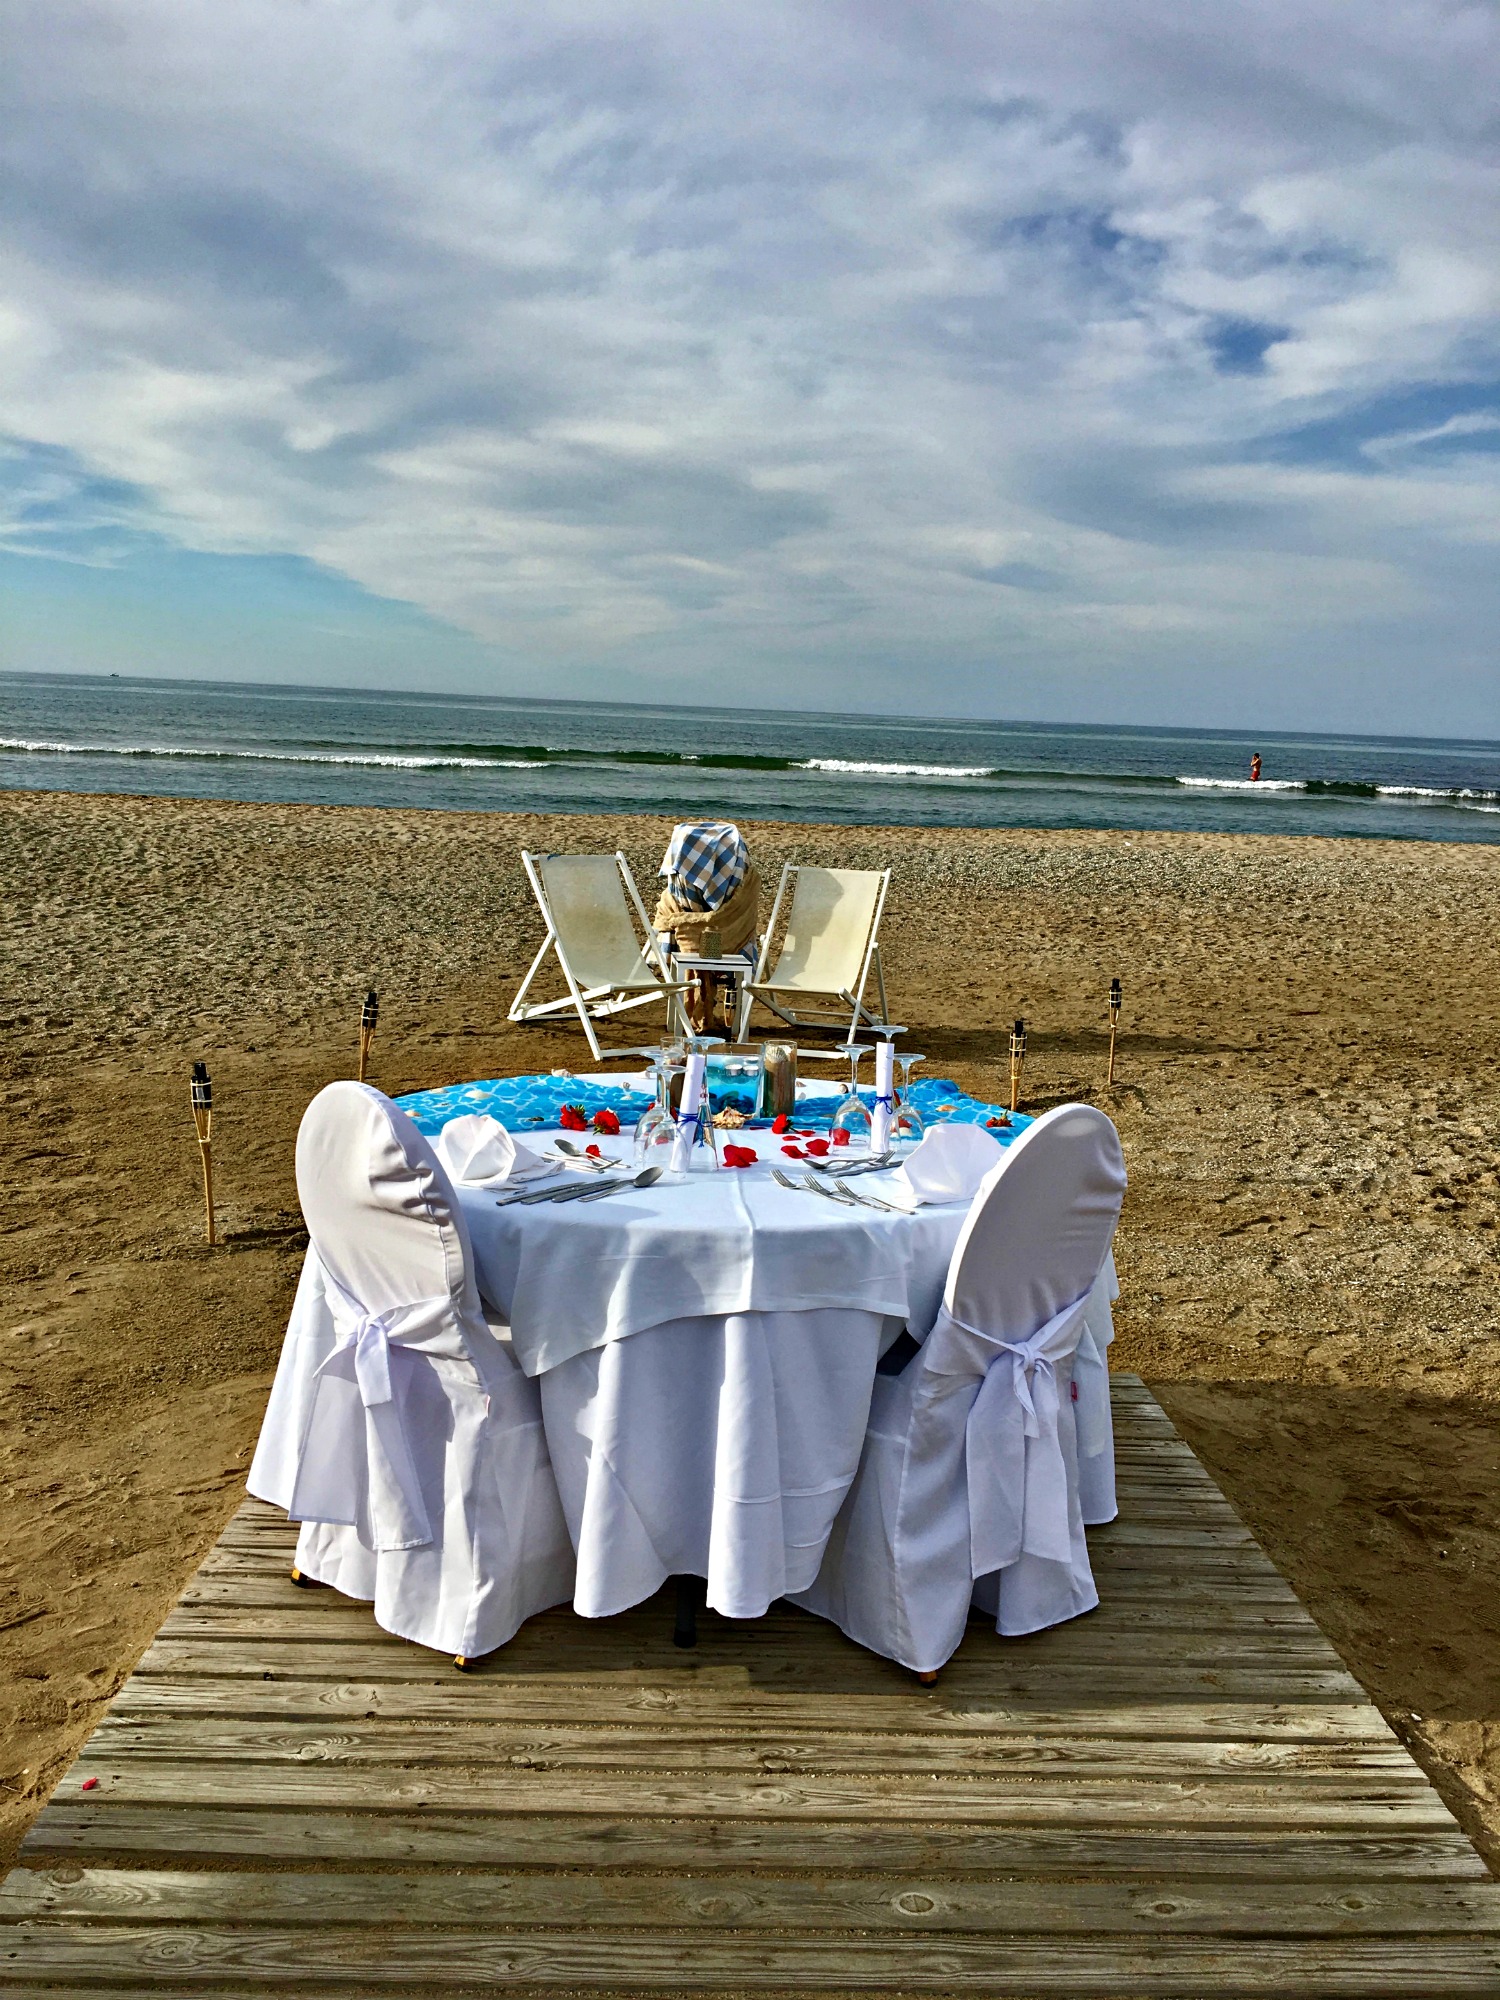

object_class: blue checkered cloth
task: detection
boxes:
[659,821,749,914]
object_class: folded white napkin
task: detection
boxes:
[888,1122,1005,1207]
[434,1114,550,1188]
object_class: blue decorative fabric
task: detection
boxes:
[396,1071,1033,1142]
[659,821,748,913]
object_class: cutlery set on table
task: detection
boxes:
[496,1136,906,1212]
[771,1166,903,1211]
[495,1146,665,1206]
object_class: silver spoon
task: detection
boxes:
[546,1141,611,1171]
[576,1166,665,1201]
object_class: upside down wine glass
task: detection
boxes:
[633,1058,675,1169]
[894,1053,926,1151]
[830,1043,873,1155]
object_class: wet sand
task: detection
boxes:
[3,787,1498,1868]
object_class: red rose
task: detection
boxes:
[831,1127,851,1147]
[559,1104,588,1131]
[592,1108,621,1135]
[772,1113,791,1134]
[806,1138,830,1157]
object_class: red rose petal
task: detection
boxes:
[81,1777,99,1792]
[831,1128,851,1147]
[806,1138,830,1157]
[585,1143,602,1157]
[781,1144,805,1158]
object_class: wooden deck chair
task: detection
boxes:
[740,864,892,1041]
[509,851,687,1061]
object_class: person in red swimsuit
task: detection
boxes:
[1249,752,1262,783]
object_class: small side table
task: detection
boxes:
[669,953,753,1040]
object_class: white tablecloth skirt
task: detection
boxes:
[539,1305,901,1620]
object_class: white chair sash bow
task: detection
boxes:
[926,1289,1093,1579]
[286,1275,462,1552]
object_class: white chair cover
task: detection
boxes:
[791,1103,1126,1673]
[248,1083,575,1658]
[1074,1248,1120,1527]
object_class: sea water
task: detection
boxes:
[3,670,1499,843]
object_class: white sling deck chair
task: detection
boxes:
[739,864,892,1041]
[509,850,688,1062]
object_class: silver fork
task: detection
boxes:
[833,1179,903,1212]
[774,1169,858,1206]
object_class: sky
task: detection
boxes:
[2,0,1498,733]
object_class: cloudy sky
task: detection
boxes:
[2,0,1498,733]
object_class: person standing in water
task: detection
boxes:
[1249,752,1262,783]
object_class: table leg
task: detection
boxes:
[672,1574,703,1649]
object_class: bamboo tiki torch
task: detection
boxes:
[1008,1018,1027,1115]
[1107,976,1122,1086]
[358,989,379,1083]
[190,1061,216,1245]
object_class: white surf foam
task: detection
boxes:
[1176,776,1306,792]
[0,737,546,770]
[799,757,996,779]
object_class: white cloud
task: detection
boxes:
[1,0,1498,726]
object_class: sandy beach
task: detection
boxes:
[2,786,1498,1871]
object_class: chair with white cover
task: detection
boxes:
[508,850,688,1061]
[247,1083,575,1665]
[790,1103,1126,1676]
[739,864,891,1041]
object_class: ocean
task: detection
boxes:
[4,671,1500,842]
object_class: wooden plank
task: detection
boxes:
[9,1866,1500,1937]
[78,1715,1425,1784]
[170,1582,1325,1637]
[24,1805,1491,1880]
[149,1609,1345,1668]
[45,1761,1461,1827]
[2,1924,1499,1994]
[130,1639,1368,1698]
[105,1679,1400,1743]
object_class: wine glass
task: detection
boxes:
[829,1043,872,1156]
[680,1034,722,1171]
[894,1053,926,1151]
[633,1060,675,1168]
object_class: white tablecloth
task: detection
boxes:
[460,1137,971,1620]
[462,1141,968,1377]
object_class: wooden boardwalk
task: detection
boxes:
[3,1375,1497,1996]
